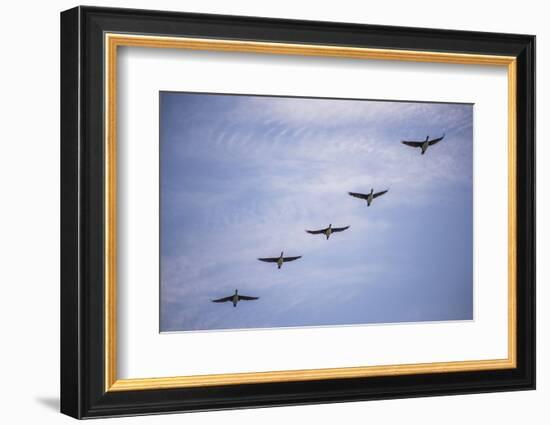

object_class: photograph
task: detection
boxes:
[159,92,474,332]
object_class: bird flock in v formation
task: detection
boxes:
[211,133,446,307]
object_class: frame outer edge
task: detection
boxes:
[523,36,536,389]
[531,36,536,389]
[60,6,83,420]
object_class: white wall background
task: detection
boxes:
[0,0,544,423]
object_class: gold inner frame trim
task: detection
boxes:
[104,33,518,392]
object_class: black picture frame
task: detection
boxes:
[61,5,535,419]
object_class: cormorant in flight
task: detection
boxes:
[401,134,445,155]
[348,188,388,206]
[258,251,302,269]
[306,224,350,240]
[211,289,259,307]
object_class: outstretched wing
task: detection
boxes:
[331,225,350,233]
[402,140,423,148]
[306,228,327,235]
[429,134,445,146]
[258,257,279,263]
[282,256,302,262]
[373,189,388,199]
[211,296,233,303]
[238,295,259,301]
[348,192,368,200]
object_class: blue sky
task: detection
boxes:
[159,92,473,332]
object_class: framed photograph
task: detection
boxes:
[60,6,535,419]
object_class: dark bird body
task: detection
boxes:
[348,188,388,206]
[306,223,350,240]
[258,251,302,269]
[212,289,259,307]
[402,134,445,155]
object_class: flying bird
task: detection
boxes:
[401,134,445,155]
[348,188,388,206]
[258,251,302,269]
[211,289,259,308]
[306,224,350,240]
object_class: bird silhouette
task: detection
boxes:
[306,224,350,240]
[402,134,445,155]
[212,289,259,307]
[258,251,302,269]
[348,188,388,206]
